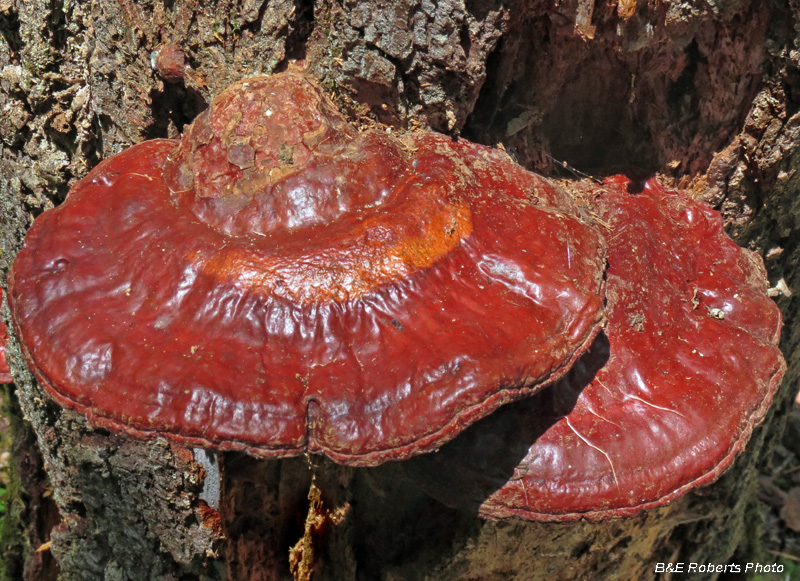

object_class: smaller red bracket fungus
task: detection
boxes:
[0,289,11,384]
[405,176,786,521]
[8,73,606,466]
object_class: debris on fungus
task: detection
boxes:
[405,176,786,521]
[8,72,606,467]
[289,479,327,581]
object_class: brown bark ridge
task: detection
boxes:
[0,0,798,579]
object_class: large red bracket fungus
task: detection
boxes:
[8,73,606,467]
[405,176,786,521]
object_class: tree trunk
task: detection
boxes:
[1,1,798,579]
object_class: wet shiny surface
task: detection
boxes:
[8,73,606,465]
[405,177,786,519]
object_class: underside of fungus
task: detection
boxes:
[405,177,786,521]
[8,73,606,467]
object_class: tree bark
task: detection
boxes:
[1,1,798,579]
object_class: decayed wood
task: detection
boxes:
[1,1,798,579]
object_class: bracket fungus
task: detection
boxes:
[7,72,785,521]
[405,177,786,521]
[8,73,606,467]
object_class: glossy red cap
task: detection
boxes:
[0,288,11,384]
[8,73,606,466]
[406,177,786,519]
